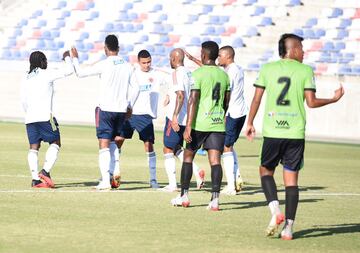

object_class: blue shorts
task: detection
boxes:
[163,117,185,150]
[119,114,155,143]
[26,117,60,145]
[95,107,126,140]
[224,115,246,147]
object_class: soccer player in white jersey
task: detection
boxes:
[71,34,138,190]
[161,48,205,192]
[116,50,167,188]
[218,46,248,195]
[21,50,73,188]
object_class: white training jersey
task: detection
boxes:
[131,67,167,118]
[73,56,138,112]
[225,63,248,118]
[165,66,192,126]
[20,57,74,124]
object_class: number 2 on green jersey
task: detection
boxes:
[277,77,290,106]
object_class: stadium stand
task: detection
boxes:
[0,0,359,76]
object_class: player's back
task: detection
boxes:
[226,63,247,118]
[98,56,133,112]
[191,65,230,132]
[256,59,315,139]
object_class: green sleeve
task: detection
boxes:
[191,71,201,90]
[254,65,267,89]
[304,66,316,91]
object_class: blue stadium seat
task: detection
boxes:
[247,62,260,71]
[50,52,61,62]
[124,23,135,32]
[293,29,304,37]
[252,6,265,16]
[114,23,124,32]
[86,2,95,9]
[322,42,335,51]
[335,42,345,51]
[154,45,166,56]
[103,23,114,32]
[202,26,216,35]
[157,14,168,22]
[338,19,351,29]
[21,50,30,59]
[36,40,46,50]
[338,65,351,75]
[12,50,21,60]
[51,30,60,38]
[79,53,89,63]
[118,12,129,21]
[139,35,149,42]
[54,1,66,9]
[319,52,331,63]
[146,45,155,54]
[209,16,220,25]
[243,0,257,6]
[57,41,65,49]
[42,31,52,40]
[135,24,144,31]
[232,37,245,48]
[315,28,326,38]
[16,19,28,28]
[75,41,86,52]
[215,26,226,35]
[37,20,47,28]
[150,4,162,12]
[351,66,360,75]
[61,10,71,19]
[85,43,94,50]
[202,5,213,14]
[219,16,230,23]
[259,17,273,26]
[88,11,99,20]
[1,50,11,60]
[287,0,302,7]
[303,29,316,39]
[303,18,317,28]
[129,13,139,20]
[329,8,343,18]
[245,27,259,37]
[46,40,58,50]
[189,37,201,46]
[186,15,198,23]
[56,20,65,29]
[123,2,133,11]
[80,32,89,40]
[335,29,349,40]
[13,29,22,37]
[31,10,43,18]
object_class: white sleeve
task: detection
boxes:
[73,57,102,78]
[127,67,139,108]
[47,56,74,82]
[173,70,185,92]
[20,78,27,112]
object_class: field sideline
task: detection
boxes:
[0,121,359,253]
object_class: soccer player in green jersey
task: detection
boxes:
[245,33,344,240]
[171,41,231,211]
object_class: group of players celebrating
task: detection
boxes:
[20,33,344,240]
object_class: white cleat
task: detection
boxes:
[280,219,294,240]
[206,198,219,211]
[266,213,285,236]
[158,185,178,192]
[220,186,237,196]
[235,175,244,192]
[95,181,111,191]
[171,194,190,207]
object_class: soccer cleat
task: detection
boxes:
[110,173,121,189]
[220,186,237,196]
[206,198,220,211]
[95,181,111,191]
[235,174,244,192]
[38,169,54,188]
[158,185,178,192]
[150,179,160,189]
[196,169,205,189]
[31,179,51,188]
[171,194,190,207]
[280,220,294,240]
[266,213,285,236]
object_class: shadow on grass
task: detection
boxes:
[219,198,324,211]
[294,223,360,238]
[55,180,151,190]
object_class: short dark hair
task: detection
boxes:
[105,34,119,52]
[201,41,219,61]
[138,49,151,59]
[219,45,235,59]
[278,33,303,58]
[29,51,47,73]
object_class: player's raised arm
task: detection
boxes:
[183,49,202,67]
[71,47,102,78]
[305,83,344,108]
[46,50,74,82]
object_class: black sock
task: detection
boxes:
[261,175,278,204]
[211,164,223,193]
[180,162,192,196]
[211,192,220,200]
[285,186,299,220]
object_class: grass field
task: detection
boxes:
[0,121,359,253]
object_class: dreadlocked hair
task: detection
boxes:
[29,51,47,74]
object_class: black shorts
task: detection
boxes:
[260,137,305,172]
[185,130,225,152]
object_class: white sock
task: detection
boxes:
[222,152,235,190]
[28,149,40,180]
[43,143,60,173]
[164,153,177,188]
[147,151,156,181]
[233,149,240,178]
[268,200,281,216]
[176,149,201,181]
[109,142,120,175]
[99,148,110,184]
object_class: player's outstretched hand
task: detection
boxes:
[245,125,255,141]
[333,83,345,102]
[183,126,192,143]
[62,50,70,60]
[71,47,79,58]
